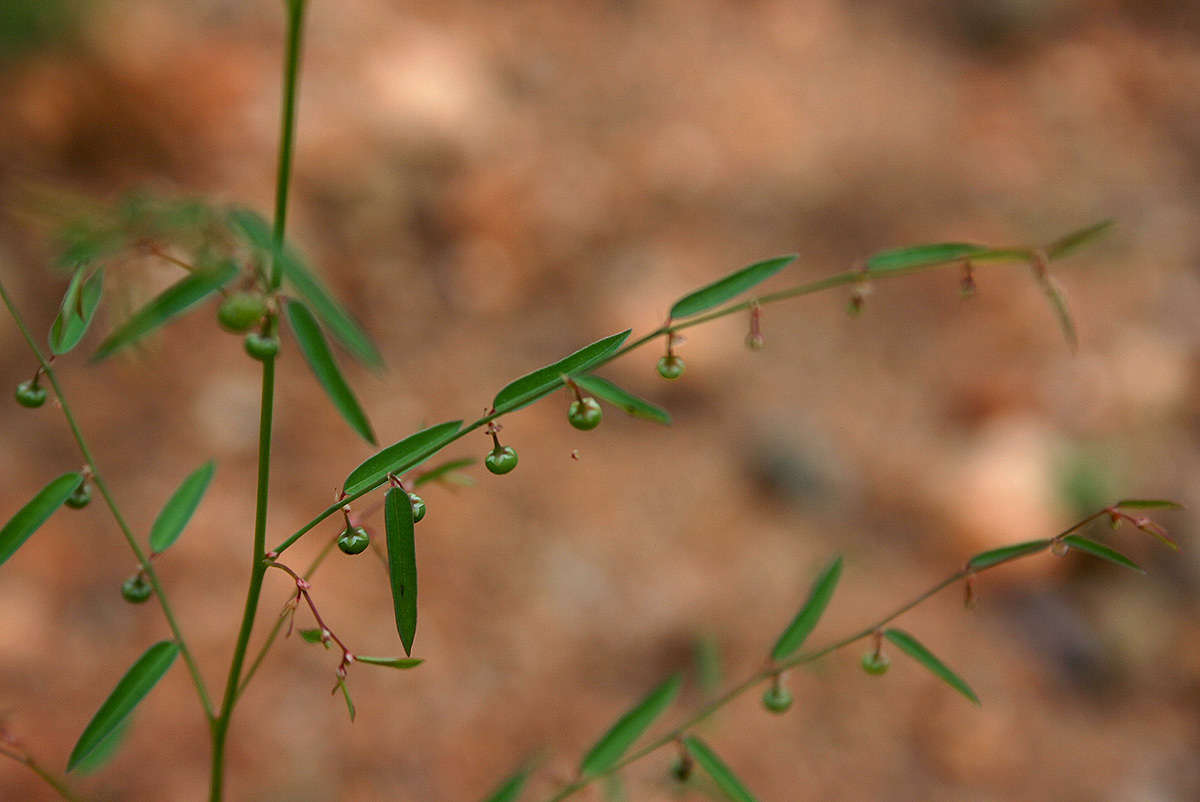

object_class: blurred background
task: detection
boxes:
[1,0,1199,799]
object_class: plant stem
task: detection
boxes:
[0,747,82,802]
[0,278,214,719]
[209,3,306,799]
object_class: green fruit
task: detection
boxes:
[65,484,92,510]
[408,492,426,523]
[656,355,685,380]
[337,526,370,555]
[861,651,890,676]
[670,756,692,782]
[485,445,519,475]
[244,332,280,361]
[15,380,46,408]
[121,575,153,604]
[567,397,602,430]
[761,684,793,714]
[217,292,268,333]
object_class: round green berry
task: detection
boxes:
[121,574,153,604]
[217,292,268,333]
[761,684,793,714]
[337,526,371,555]
[861,651,890,676]
[15,380,46,408]
[567,397,602,431]
[65,484,92,510]
[656,355,685,380]
[408,492,426,523]
[485,445,519,475]
[244,332,280,361]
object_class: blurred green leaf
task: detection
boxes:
[384,487,418,656]
[1115,499,1184,510]
[68,641,179,771]
[481,765,530,802]
[149,461,215,554]
[770,555,842,661]
[0,472,82,568]
[866,243,989,274]
[355,656,424,669]
[602,774,627,802]
[1044,220,1115,261]
[683,736,759,802]
[580,675,681,777]
[336,678,356,722]
[1031,266,1077,352]
[343,421,463,497]
[884,629,979,706]
[966,539,1052,571]
[575,375,670,425]
[92,260,238,361]
[49,266,104,355]
[493,330,631,415]
[1061,535,1144,573]
[669,255,795,319]
[285,299,376,445]
[71,716,130,776]
[298,628,327,645]
[413,457,474,486]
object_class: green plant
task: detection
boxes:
[0,3,1184,801]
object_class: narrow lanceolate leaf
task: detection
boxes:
[148,461,215,554]
[1115,499,1185,510]
[482,765,531,802]
[228,207,382,369]
[285,299,376,445]
[343,420,463,497]
[71,716,131,775]
[770,555,842,661]
[413,457,474,487]
[385,487,418,656]
[966,539,1053,571]
[580,675,681,777]
[669,254,796,319]
[1045,219,1115,261]
[866,243,989,274]
[298,628,328,646]
[336,679,356,722]
[67,641,179,771]
[884,629,979,706]
[1031,265,1077,351]
[354,656,424,669]
[575,375,671,425]
[0,472,82,568]
[493,330,631,415]
[50,267,104,355]
[1061,535,1145,573]
[683,736,759,802]
[92,261,238,360]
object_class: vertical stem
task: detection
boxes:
[209,2,307,799]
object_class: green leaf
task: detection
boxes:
[71,716,131,775]
[298,628,327,645]
[1031,264,1077,352]
[1061,535,1145,573]
[669,255,796,319]
[384,487,418,656]
[1115,499,1184,510]
[335,678,356,722]
[0,472,82,568]
[574,375,670,425]
[148,461,215,554]
[413,457,474,486]
[285,299,376,445]
[770,555,842,661]
[493,330,631,415]
[580,675,680,777]
[50,267,104,355]
[228,207,382,369]
[92,261,238,361]
[354,655,424,669]
[682,736,759,802]
[67,641,179,771]
[966,539,1053,571]
[883,629,979,706]
[342,420,464,497]
[481,765,531,802]
[1045,219,1115,261]
[866,243,989,274]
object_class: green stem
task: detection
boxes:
[0,748,82,802]
[0,278,214,719]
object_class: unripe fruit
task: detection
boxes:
[337,526,371,555]
[485,445,519,475]
[745,332,766,351]
[761,684,793,714]
[656,355,685,380]
[121,575,153,604]
[408,492,426,523]
[217,292,268,333]
[15,380,46,408]
[244,332,280,361]
[567,397,602,431]
[861,651,890,676]
[65,484,92,510]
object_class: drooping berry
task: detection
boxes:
[217,292,268,333]
[121,574,153,604]
[761,684,793,714]
[65,483,92,510]
[567,397,602,431]
[15,380,46,408]
[656,355,685,380]
[408,492,426,523]
[485,445,519,475]
[337,526,371,555]
[244,332,280,361]
[861,651,890,676]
